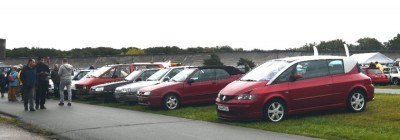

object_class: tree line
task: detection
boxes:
[5,34,400,58]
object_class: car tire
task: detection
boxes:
[393,78,399,85]
[263,99,286,122]
[162,94,179,110]
[346,89,366,112]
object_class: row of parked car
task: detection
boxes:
[51,51,375,122]
[360,66,400,85]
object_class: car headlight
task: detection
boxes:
[121,88,127,92]
[137,91,151,95]
[236,94,258,100]
[143,91,151,95]
[95,87,104,92]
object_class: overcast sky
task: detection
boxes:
[1,0,400,51]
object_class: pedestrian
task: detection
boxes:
[375,61,383,72]
[51,64,60,98]
[8,66,19,102]
[0,71,6,98]
[36,57,50,109]
[58,58,74,106]
[20,58,37,111]
[369,62,376,68]
[17,66,24,101]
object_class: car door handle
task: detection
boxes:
[211,82,217,85]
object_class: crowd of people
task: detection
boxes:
[0,57,74,111]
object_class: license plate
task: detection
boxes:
[218,105,229,111]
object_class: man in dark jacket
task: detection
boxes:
[51,64,60,98]
[35,57,50,109]
[20,59,37,111]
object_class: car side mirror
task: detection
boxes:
[187,79,195,85]
[163,77,170,82]
[112,75,118,78]
[294,74,302,80]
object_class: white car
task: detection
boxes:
[50,69,94,94]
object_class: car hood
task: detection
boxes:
[91,80,131,90]
[75,78,95,85]
[219,80,268,96]
[138,82,181,92]
[117,81,160,90]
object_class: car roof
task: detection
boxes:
[195,66,244,75]
[277,55,346,62]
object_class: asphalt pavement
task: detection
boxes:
[0,96,318,140]
[375,88,400,94]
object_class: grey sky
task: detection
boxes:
[1,0,399,50]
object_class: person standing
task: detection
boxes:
[8,66,19,102]
[58,58,74,106]
[0,71,6,98]
[51,64,60,98]
[375,61,383,72]
[36,57,50,109]
[21,59,37,111]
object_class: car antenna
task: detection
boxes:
[313,46,319,56]
[344,44,350,57]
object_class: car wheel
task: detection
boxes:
[393,78,399,85]
[264,99,286,122]
[347,90,366,112]
[162,94,179,110]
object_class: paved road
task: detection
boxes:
[375,88,400,94]
[0,97,318,140]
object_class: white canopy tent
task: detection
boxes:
[351,52,394,65]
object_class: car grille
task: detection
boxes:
[219,95,235,101]
[75,85,83,90]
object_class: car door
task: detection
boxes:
[181,69,216,103]
[213,69,233,100]
[288,60,333,111]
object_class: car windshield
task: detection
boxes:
[170,69,196,82]
[146,68,169,81]
[367,69,383,74]
[124,70,142,80]
[90,66,111,78]
[72,71,91,80]
[240,60,290,81]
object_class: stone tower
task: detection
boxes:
[0,38,5,60]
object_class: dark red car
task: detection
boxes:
[136,66,244,110]
[362,68,390,85]
[216,56,374,122]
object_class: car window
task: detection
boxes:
[102,67,116,78]
[296,60,329,80]
[273,64,295,84]
[215,69,230,80]
[167,68,183,78]
[137,70,158,81]
[147,65,160,69]
[367,69,383,74]
[114,65,131,78]
[383,68,390,74]
[328,60,344,75]
[190,69,216,82]
[391,68,398,74]
[134,65,148,70]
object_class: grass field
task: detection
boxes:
[76,93,400,140]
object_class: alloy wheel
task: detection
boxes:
[350,93,365,111]
[267,102,285,122]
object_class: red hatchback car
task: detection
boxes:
[137,66,244,110]
[216,56,374,122]
[361,68,390,85]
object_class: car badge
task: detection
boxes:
[222,96,226,101]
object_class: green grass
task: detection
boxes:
[375,85,400,89]
[76,94,400,140]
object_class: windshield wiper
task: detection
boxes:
[171,79,177,82]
